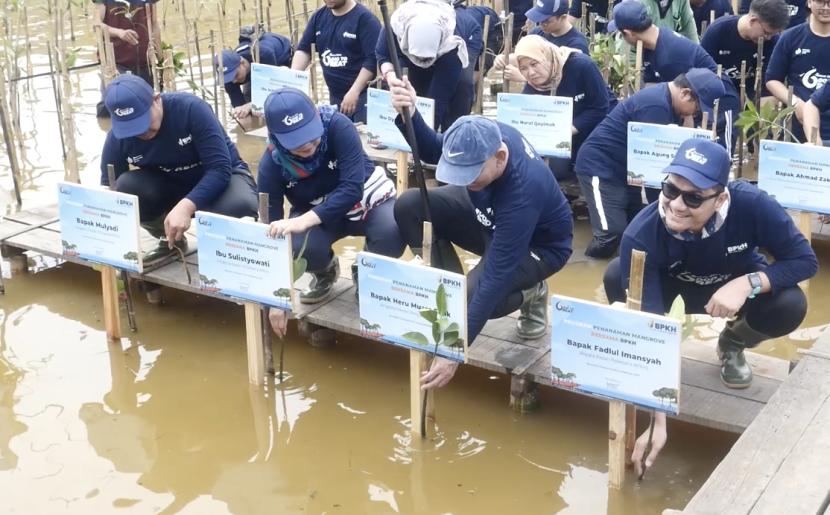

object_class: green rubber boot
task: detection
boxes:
[717,318,769,389]
[300,256,339,304]
[516,281,549,339]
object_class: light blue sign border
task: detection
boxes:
[550,295,681,414]
[496,93,573,157]
[195,211,294,310]
[758,139,830,215]
[627,122,711,188]
[57,182,142,272]
[357,252,467,363]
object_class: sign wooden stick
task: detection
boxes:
[786,85,794,142]
[258,192,276,375]
[634,40,643,92]
[502,14,514,93]
[310,43,319,103]
[737,60,747,178]
[396,150,409,193]
[411,221,436,438]
[475,16,490,115]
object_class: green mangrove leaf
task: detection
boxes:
[292,257,307,281]
[420,309,438,323]
[402,331,429,347]
[432,321,442,345]
[436,283,448,317]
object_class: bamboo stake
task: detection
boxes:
[475,16,490,115]
[181,0,196,89]
[217,3,229,126]
[162,48,176,91]
[711,99,719,141]
[285,0,296,47]
[737,60,746,178]
[309,43,319,102]
[22,6,33,88]
[194,22,207,99]
[258,193,276,376]
[68,0,76,41]
[302,0,309,22]
[0,64,22,206]
[55,7,80,183]
[146,4,159,92]
[785,85,794,142]
[210,29,220,116]
[411,221,436,438]
[46,42,67,161]
[502,14,514,93]
[634,40,643,91]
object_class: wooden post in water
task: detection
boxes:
[258,193,276,375]
[0,63,22,206]
[475,16,490,115]
[106,164,138,333]
[163,48,176,91]
[102,166,124,342]
[411,221,436,438]
[244,301,267,385]
[55,9,80,183]
[608,249,647,489]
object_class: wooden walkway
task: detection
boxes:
[0,204,806,435]
[670,330,830,515]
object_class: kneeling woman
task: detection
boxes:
[259,88,405,335]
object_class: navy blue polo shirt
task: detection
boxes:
[456,7,484,61]
[396,110,573,343]
[643,29,718,83]
[225,33,292,107]
[256,112,374,224]
[739,0,807,27]
[701,15,777,99]
[692,0,733,35]
[575,84,681,183]
[510,0,534,37]
[521,52,618,156]
[101,93,248,209]
[811,81,830,109]
[530,25,590,53]
[298,3,381,99]
[619,180,818,315]
[766,22,830,140]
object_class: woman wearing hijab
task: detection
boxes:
[494,34,617,181]
[258,88,404,335]
[377,0,473,130]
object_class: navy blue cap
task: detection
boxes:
[264,88,324,150]
[607,1,652,32]
[215,49,242,84]
[664,138,730,189]
[686,67,726,117]
[525,0,570,23]
[104,74,154,139]
[436,116,502,186]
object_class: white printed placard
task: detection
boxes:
[57,182,142,272]
[357,252,467,362]
[758,139,830,215]
[496,93,573,157]
[195,211,294,310]
[550,295,681,414]
[250,63,310,114]
[627,122,711,188]
[366,88,436,152]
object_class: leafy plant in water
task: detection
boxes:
[402,283,464,351]
[734,99,797,143]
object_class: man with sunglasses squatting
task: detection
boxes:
[602,137,818,476]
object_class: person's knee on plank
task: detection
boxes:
[389,78,573,390]
[604,138,817,474]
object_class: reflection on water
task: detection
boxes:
[1,1,829,513]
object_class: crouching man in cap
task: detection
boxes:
[101,74,258,264]
[603,138,817,474]
[389,76,574,390]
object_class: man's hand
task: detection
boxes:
[389,75,418,115]
[232,102,253,119]
[503,64,524,83]
[705,277,752,319]
[268,307,289,339]
[340,88,360,116]
[632,413,667,478]
[420,356,459,390]
[117,28,140,45]
[267,211,320,238]
[164,199,196,246]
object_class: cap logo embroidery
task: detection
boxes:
[447,150,464,158]
[114,107,135,117]
[685,148,708,164]
[283,113,304,126]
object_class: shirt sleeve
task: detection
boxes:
[100,131,129,186]
[764,31,789,84]
[224,82,246,108]
[256,150,287,222]
[297,12,316,54]
[467,186,541,341]
[310,116,365,225]
[394,109,445,164]
[360,12,382,72]
[753,190,818,289]
[375,27,393,66]
[572,58,611,135]
[184,99,233,209]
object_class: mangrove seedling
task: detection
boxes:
[401,282,464,352]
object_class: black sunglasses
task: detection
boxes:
[661,180,720,209]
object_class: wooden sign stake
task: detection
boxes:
[258,192,276,375]
[634,40,643,92]
[310,43,319,103]
[411,221,436,438]
[475,16,490,115]
[396,150,409,193]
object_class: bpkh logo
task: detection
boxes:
[113,107,134,117]
[727,242,748,254]
[283,112,304,126]
[685,148,708,164]
[117,198,134,207]
[648,319,677,334]
[321,49,348,68]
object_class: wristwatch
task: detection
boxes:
[746,272,762,299]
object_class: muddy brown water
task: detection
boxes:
[1,2,829,513]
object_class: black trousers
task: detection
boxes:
[603,257,808,337]
[115,167,258,222]
[394,186,565,319]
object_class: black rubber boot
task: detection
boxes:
[516,281,548,339]
[717,318,769,389]
[351,262,359,300]
[300,256,339,304]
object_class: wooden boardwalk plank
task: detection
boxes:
[680,334,830,514]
